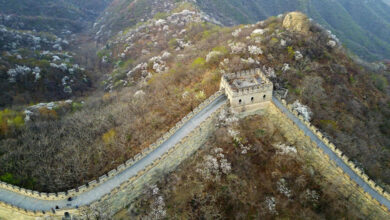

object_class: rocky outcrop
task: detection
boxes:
[282,12,311,34]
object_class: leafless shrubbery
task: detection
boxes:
[0,66,212,191]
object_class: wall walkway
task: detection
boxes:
[0,92,389,219]
[0,92,226,218]
[272,96,390,212]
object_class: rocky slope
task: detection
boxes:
[195,0,390,61]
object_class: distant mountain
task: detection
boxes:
[0,0,112,35]
[195,0,390,61]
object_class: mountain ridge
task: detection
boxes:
[0,1,390,219]
[195,0,390,61]
[0,0,112,35]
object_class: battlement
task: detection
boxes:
[0,90,226,219]
[1,67,390,219]
[222,68,272,94]
[273,97,390,213]
[220,68,273,113]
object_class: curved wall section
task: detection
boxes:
[0,92,226,219]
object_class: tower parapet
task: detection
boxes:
[220,68,273,113]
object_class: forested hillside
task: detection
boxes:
[195,0,390,61]
[116,114,388,219]
[0,0,111,108]
[0,0,111,35]
[1,1,389,198]
[0,1,390,218]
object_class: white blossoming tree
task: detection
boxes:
[291,100,312,121]
[196,147,232,182]
[206,51,223,63]
[248,45,263,55]
[265,196,277,215]
[229,42,247,54]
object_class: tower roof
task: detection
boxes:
[222,68,272,93]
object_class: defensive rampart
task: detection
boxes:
[0,91,226,219]
[1,91,389,219]
[273,96,390,213]
[79,96,226,217]
[220,68,273,97]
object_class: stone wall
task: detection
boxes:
[0,201,78,220]
[220,68,273,113]
[1,92,389,219]
[221,68,273,98]
[271,97,390,214]
[79,101,226,217]
[0,91,225,219]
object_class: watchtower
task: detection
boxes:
[220,68,273,113]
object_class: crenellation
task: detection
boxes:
[75,97,227,219]
[125,158,134,166]
[68,188,76,196]
[58,192,66,198]
[48,193,56,198]
[1,88,390,218]
[221,68,273,113]
[78,185,87,193]
[32,191,40,197]
[276,97,390,212]
[347,161,355,168]
[25,189,33,196]
[98,175,108,183]
[368,180,377,188]
[134,153,142,160]
[117,164,126,172]
[385,192,390,200]
[377,186,385,193]
[108,169,117,177]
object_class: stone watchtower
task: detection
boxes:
[220,68,273,113]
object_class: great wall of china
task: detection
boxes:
[273,96,390,212]
[0,68,389,219]
[0,90,227,219]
